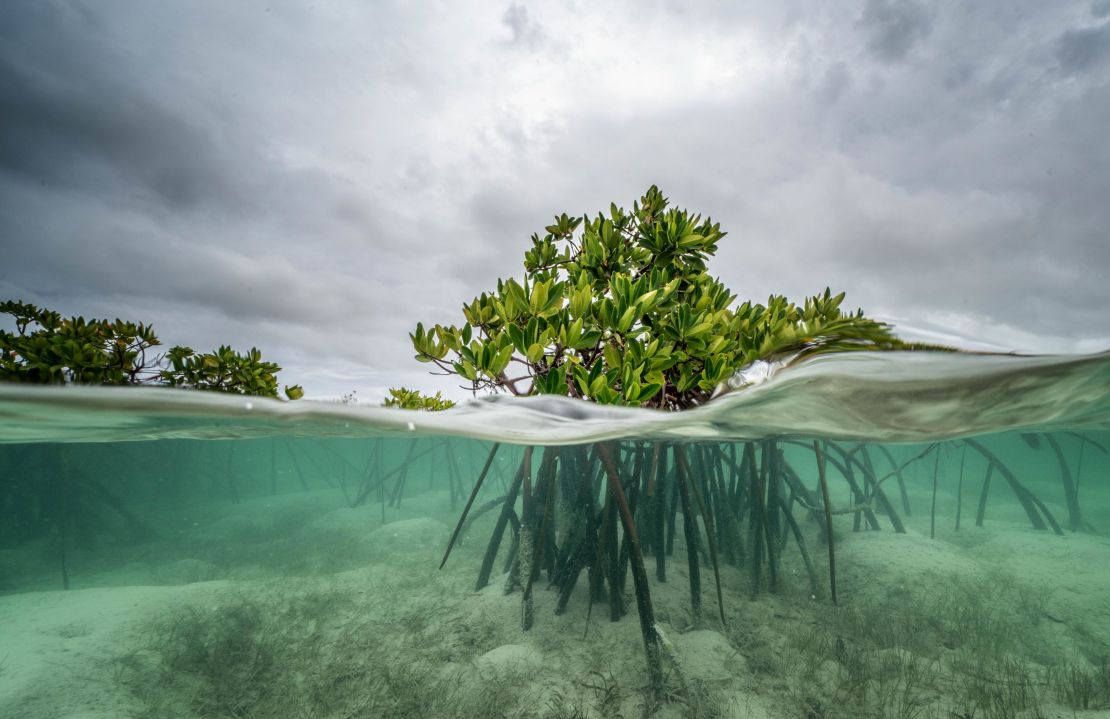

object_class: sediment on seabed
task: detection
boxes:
[2,429,1109,718]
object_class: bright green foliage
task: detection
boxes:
[383,386,455,411]
[160,345,301,399]
[1,300,302,399]
[412,186,923,409]
[1,300,161,386]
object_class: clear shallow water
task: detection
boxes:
[2,351,1110,718]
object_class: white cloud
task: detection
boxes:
[1,0,1107,402]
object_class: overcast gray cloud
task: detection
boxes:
[1,0,1108,400]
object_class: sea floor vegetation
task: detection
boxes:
[2,459,1109,719]
[107,529,1110,718]
[1,430,1109,718]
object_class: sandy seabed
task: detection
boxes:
[2,485,1110,719]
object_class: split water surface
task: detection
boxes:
[2,351,1110,718]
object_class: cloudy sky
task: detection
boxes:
[2,0,1108,400]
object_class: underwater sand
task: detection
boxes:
[3,478,1110,719]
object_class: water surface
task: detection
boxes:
[1,351,1109,718]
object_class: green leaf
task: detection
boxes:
[637,382,662,402]
[589,372,608,398]
[459,360,478,381]
[529,280,548,314]
[506,324,525,353]
[526,343,545,364]
[617,305,637,333]
[568,284,592,319]
[490,345,514,376]
[602,343,622,370]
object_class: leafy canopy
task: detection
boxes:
[1,300,303,399]
[382,386,455,411]
[412,186,924,410]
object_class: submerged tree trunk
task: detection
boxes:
[596,442,664,699]
[813,441,837,606]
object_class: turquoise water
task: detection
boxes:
[1,351,1110,718]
